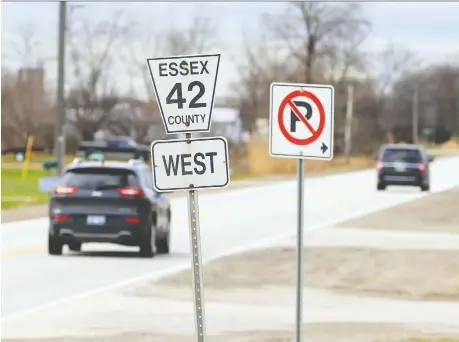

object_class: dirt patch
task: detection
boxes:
[3,323,457,342]
[142,247,459,302]
[339,187,459,234]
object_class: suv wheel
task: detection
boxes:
[139,226,156,258]
[156,212,171,254]
[377,182,386,191]
[156,231,170,254]
[68,242,82,252]
[420,184,430,192]
[48,235,63,255]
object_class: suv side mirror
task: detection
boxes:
[428,156,434,163]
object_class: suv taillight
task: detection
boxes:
[54,185,76,195]
[376,161,383,172]
[418,163,426,173]
[118,187,143,197]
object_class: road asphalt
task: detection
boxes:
[1,156,459,340]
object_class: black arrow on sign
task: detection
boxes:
[321,142,328,154]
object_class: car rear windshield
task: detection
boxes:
[61,168,139,190]
[382,148,423,163]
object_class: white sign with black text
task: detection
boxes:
[147,54,220,134]
[151,137,230,192]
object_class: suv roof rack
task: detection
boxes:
[128,158,145,165]
[71,157,83,165]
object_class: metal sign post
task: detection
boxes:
[268,82,335,342]
[186,132,207,342]
[295,158,305,342]
[148,53,227,342]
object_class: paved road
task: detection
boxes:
[2,157,459,319]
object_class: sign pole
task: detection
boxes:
[269,82,334,342]
[185,132,207,342]
[295,158,305,342]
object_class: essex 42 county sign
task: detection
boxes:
[151,137,230,192]
[147,54,220,134]
[269,82,335,160]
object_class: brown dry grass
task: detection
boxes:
[5,326,458,342]
[440,137,459,150]
[150,247,459,301]
[245,140,375,175]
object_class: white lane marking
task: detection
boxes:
[0,197,429,322]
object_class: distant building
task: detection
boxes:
[195,107,244,144]
[16,67,46,109]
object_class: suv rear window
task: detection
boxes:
[61,168,139,190]
[382,148,422,163]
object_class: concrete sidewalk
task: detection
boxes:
[298,226,459,250]
[3,284,459,340]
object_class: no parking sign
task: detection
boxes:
[269,83,334,160]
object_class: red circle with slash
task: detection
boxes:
[278,90,325,145]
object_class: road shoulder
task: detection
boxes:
[3,187,459,342]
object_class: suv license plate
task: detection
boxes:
[394,163,406,172]
[87,215,106,225]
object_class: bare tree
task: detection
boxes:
[1,24,54,148]
[162,16,219,56]
[264,2,370,83]
[126,15,218,98]
[124,26,164,105]
[122,14,219,129]
[231,29,298,132]
[66,11,130,140]
[5,22,43,67]
[231,3,371,136]
[1,68,52,148]
[369,44,421,139]
[374,44,420,96]
[387,63,459,142]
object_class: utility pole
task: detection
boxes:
[344,84,354,164]
[455,77,459,136]
[412,87,419,144]
[55,1,67,176]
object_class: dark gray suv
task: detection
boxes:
[376,144,433,191]
[48,157,171,258]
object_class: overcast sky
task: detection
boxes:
[2,2,459,99]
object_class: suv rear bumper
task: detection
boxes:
[378,173,427,186]
[49,222,147,246]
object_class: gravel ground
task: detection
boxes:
[4,323,457,342]
[132,187,459,301]
[142,247,459,302]
[339,187,459,234]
